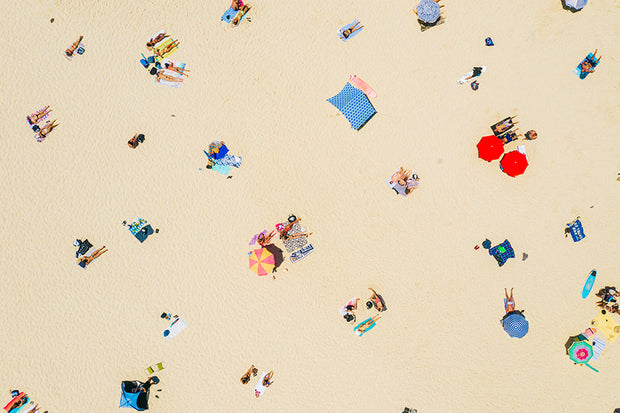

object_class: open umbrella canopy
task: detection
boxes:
[502,312,529,338]
[477,135,504,162]
[500,151,529,177]
[567,340,593,364]
[416,0,441,23]
[120,381,149,411]
[563,0,587,10]
[249,248,275,276]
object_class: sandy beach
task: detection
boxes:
[1,0,619,412]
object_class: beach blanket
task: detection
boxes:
[590,335,607,361]
[127,218,148,236]
[149,30,168,49]
[488,239,515,267]
[327,83,377,130]
[212,163,231,175]
[354,318,376,336]
[154,38,178,61]
[221,6,248,23]
[254,372,269,397]
[574,53,600,79]
[568,218,585,242]
[163,316,187,339]
[64,42,85,61]
[282,223,308,252]
[339,297,359,316]
[338,19,363,41]
[216,154,242,168]
[290,243,314,263]
[154,64,185,88]
[134,224,154,243]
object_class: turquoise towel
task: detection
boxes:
[221,6,248,23]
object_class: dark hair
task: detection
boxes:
[345,305,354,311]
[206,164,213,169]
[344,314,354,322]
[137,134,145,143]
[366,301,373,309]
[160,312,168,318]
[149,67,158,75]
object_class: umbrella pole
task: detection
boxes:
[583,363,599,373]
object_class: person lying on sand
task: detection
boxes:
[257,230,277,247]
[231,0,245,11]
[390,168,412,185]
[339,21,363,39]
[163,62,190,77]
[35,119,59,142]
[368,288,386,312]
[65,36,83,57]
[155,70,183,83]
[492,116,518,135]
[241,365,258,384]
[77,246,107,268]
[404,173,420,195]
[499,130,523,144]
[146,32,169,50]
[341,298,359,322]
[262,371,273,387]
[231,5,251,27]
[356,315,381,334]
[462,67,484,82]
[154,40,180,58]
[581,49,601,75]
[282,231,312,241]
[504,288,515,313]
[27,106,52,125]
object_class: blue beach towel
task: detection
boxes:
[574,53,600,79]
[338,19,363,42]
[221,6,248,23]
[212,163,232,175]
[569,219,586,242]
[488,239,515,267]
[354,318,376,336]
[327,83,376,130]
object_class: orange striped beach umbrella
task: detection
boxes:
[249,248,275,276]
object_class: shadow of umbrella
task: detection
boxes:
[263,244,284,271]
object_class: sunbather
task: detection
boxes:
[27,106,52,125]
[231,0,245,10]
[155,70,183,83]
[163,62,190,77]
[504,288,515,313]
[241,365,258,384]
[356,315,381,334]
[404,173,420,195]
[262,371,274,387]
[128,133,145,148]
[155,40,180,58]
[492,116,518,135]
[35,119,59,142]
[257,230,277,246]
[282,231,312,241]
[462,67,484,82]
[390,168,413,186]
[77,246,107,268]
[340,297,359,322]
[279,218,300,239]
[580,49,601,75]
[339,21,363,39]
[499,130,523,144]
[369,288,386,312]
[232,5,251,27]
[146,32,169,50]
[65,36,83,57]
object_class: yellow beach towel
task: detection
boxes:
[591,312,620,343]
[154,38,178,61]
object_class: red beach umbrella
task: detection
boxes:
[500,151,528,177]
[477,135,504,162]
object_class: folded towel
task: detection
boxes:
[338,19,363,42]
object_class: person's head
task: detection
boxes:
[366,301,373,309]
[526,130,538,140]
[344,314,354,322]
[241,376,249,384]
[161,312,168,319]
[66,49,74,56]
[149,67,158,76]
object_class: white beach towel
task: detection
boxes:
[254,372,269,397]
[590,335,607,361]
[149,30,167,49]
[163,317,187,339]
[154,69,183,88]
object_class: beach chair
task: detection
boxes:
[327,83,377,130]
[146,362,164,375]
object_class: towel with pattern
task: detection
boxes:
[282,223,308,252]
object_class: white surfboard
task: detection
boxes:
[457,66,487,84]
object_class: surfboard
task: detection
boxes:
[349,74,377,98]
[457,66,487,84]
[582,269,596,299]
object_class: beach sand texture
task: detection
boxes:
[1,0,619,412]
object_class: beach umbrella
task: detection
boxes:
[502,312,529,338]
[563,0,587,11]
[500,151,528,177]
[477,135,504,162]
[565,338,599,371]
[248,248,275,276]
[416,0,441,23]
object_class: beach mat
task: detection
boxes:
[590,335,606,361]
[338,19,363,41]
[221,6,248,23]
[290,243,314,263]
[154,62,185,88]
[64,42,85,61]
[574,53,599,79]
[282,223,308,252]
[154,38,178,61]
[420,16,445,32]
[569,219,586,242]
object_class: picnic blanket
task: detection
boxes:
[282,223,308,252]
[568,218,586,242]
[488,239,515,267]
[338,19,363,41]
[327,83,376,130]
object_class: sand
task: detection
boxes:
[1,0,619,412]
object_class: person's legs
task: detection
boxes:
[91,246,107,259]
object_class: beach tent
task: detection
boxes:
[327,83,376,130]
[501,312,529,338]
[120,381,149,411]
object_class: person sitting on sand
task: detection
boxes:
[524,130,538,140]
[231,4,251,27]
[241,365,258,384]
[257,230,277,247]
[504,288,515,313]
[580,49,601,76]
[155,70,184,83]
[77,246,108,268]
[35,119,59,142]
[154,39,180,58]
[163,62,190,77]
[368,288,386,312]
[65,36,83,57]
[340,298,359,322]
[356,314,381,334]
[27,106,52,125]
[339,21,363,39]
[146,32,169,50]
